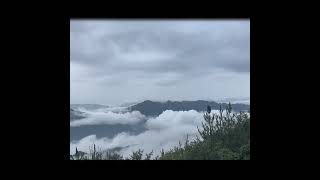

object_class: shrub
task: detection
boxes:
[159,103,250,160]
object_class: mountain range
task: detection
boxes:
[70,100,250,119]
[70,104,109,111]
[129,100,250,116]
[70,100,249,141]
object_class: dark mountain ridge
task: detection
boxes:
[129,100,250,116]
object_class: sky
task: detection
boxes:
[70,20,250,106]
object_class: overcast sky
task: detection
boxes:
[70,20,250,106]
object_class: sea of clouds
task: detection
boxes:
[70,108,228,158]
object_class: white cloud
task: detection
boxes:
[70,110,146,127]
[70,110,214,158]
[146,110,202,130]
[70,109,249,159]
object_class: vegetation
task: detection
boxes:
[159,103,250,160]
[70,103,250,160]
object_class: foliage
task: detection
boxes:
[105,151,124,160]
[145,150,154,160]
[159,103,250,160]
[128,149,154,160]
[129,149,144,160]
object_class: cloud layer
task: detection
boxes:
[70,110,226,158]
[70,110,146,127]
[70,20,250,105]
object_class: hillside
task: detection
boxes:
[129,100,250,116]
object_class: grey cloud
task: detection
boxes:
[70,20,249,72]
[70,20,250,105]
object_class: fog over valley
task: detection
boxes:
[70,100,249,158]
[70,20,250,160]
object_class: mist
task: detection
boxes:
[70,110,146,127]
[70,109,225,158]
